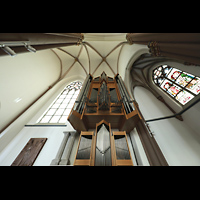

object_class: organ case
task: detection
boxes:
[68,72,141,133]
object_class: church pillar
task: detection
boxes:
[50,131,70,165]
[51,131,77,165]
[59,132,77,165]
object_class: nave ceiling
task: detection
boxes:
[51,33,128,79]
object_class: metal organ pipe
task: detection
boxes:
[98,82,110,110]
[117,80,130,114]
[79,78,91,114]
[117,78,131,114]
[74,74,89,112]
[116,75,135,114]
[75,74,92,114]
[75,74,90,104]
[118,76,135,111]
[95,124,112,166]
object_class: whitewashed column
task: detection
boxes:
[50,132,70,165]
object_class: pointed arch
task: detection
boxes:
[37,80,83,124]
[153,65,200,105]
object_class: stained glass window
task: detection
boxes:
[37,81,82,124]
[153,65,200,105]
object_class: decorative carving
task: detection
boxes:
[148,41,161,57]
[77,33,84,46]
[126,33,134,45]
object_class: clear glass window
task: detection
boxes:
[37,81,82,124]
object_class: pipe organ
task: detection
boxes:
[68,72,142,166]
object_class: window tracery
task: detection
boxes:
[153,65,200,105]
[37,81,82,124]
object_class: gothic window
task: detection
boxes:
[153,65,200,105]
[37,81,82,124]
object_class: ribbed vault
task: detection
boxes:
[51,34,127,79]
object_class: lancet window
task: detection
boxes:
[153,65,200,105]
[37,81,82,124]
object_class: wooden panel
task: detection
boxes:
[81,131,94,135]
[74,160,90,166]
[116,160,133,166]
[113,131,126,135]
[83,114,124,129]
[110,134,116,166]
[11,138,47,166]
[68,110,87,132]
[120,111,140,133]
[107,82,116,88]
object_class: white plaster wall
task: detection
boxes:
[118,43,148,81]
[0,50,60,131]
[0,127,66,166]
[27,75,86,125]
[134,86,200,166]
[0,74,85,164]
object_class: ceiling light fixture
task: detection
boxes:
[0,45,16,56]
[24,43,36,53]
[0,41,37,56]
[14,97,22,103]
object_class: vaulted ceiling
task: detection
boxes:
[0,33,148,133]
[51,33,127,78]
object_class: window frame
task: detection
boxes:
[36,80,82,125]
[152,64,200,106]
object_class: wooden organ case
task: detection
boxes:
[68,72,141,166]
